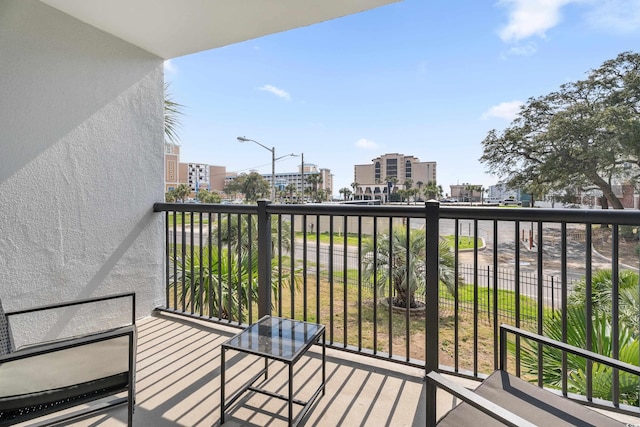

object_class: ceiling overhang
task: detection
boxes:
[40,0,400,59]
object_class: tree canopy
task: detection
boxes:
[166,184,190,203]
[224,172,270,202]
[196,189,222,203]
[480,52,640,209]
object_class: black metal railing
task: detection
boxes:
[154,201,640,415]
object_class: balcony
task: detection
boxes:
[48,310,638,426]
[139,201,640,425]
[18,202,640,425]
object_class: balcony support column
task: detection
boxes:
[425,200,440,426]
[257,200,272,318]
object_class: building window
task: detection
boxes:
[386,158,397,179]
[167,160,176,181]
[405,160,412,178]
[374,162,381,180]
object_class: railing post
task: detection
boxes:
[425,200,440,426]
[257,200,272,318]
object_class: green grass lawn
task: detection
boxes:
[273,274,542,373]
[167,257,549,375]
[167,212,210,226]
[442,235,480,250]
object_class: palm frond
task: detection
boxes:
[164,83,184,146]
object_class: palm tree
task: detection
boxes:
[285,184,297,203]
[423,181,440,200]
[172,245,298,323]
[569,269,639,332]
[306,174,322,202]
[164,83,184,145]
[515,305,640,405]
[361,227,455,308]
[214,214,292,258]
[166,183,191,202]
[316,188,328,202]
[339,187,352,201]
[173,246,257,322]
[196,189,221,203]
[416,181,424,201]
[351,182,359,200]
[410,188,420,204]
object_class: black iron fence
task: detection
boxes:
[154,201,640,414]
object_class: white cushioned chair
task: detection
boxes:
[0,293,136,426]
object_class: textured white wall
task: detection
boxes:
[0,0,165,339]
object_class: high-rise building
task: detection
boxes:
[354,153,436,202]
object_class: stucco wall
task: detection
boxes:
[0,0,164,340]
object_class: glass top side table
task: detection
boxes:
[221,316,326,426]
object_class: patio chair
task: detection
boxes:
[0,292,136,426]
[427,324,640,426]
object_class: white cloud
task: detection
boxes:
[259,84,291,101]
[163,60,177,74]
[585,0,640,33]
[482,101,524,121]
[497,0,576,42]
[355,138,379,150]
[506,42,538,56]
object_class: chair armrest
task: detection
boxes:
[499,324,640,377]
[0,325,136,419]
[0,325,135,363]
[5,292,136,326]
[426,371,537,427]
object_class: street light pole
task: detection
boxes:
[237,136,276,201]
[271,148,275,202]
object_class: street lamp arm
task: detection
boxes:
[237,135,277,201]
[237,136,273,153]
[275,153,298,161]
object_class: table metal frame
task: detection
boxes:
[220,316,326,426]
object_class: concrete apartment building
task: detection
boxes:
[226,163,333,200]
[164,143,227,194]
[166,145,332,201]
[449,184,486,203]
[165,143,180,193]
[354,153,437,201]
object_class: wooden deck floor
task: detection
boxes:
[50,311,640,427]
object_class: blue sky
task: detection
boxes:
[165,0,640,198]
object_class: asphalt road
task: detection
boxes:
[168,218,619,308]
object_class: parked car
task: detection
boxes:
[501,197,521,206]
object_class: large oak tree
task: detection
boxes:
[480,52,640,209]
